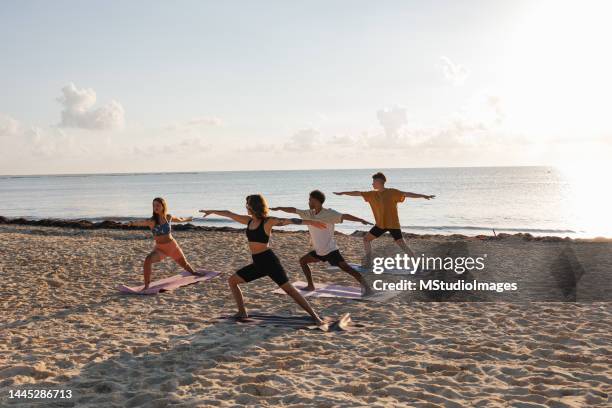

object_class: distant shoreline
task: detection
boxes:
[2,215,609,242]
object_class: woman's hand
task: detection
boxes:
[199,210,214,217]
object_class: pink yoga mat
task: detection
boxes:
[273,281,399,302]
[117,270,220,295]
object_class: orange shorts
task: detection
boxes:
[155,239,185,261]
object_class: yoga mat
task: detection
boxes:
[216,312,359,332]
[274,281,400,302]
[325,262,417,275]
[117,270,219,295]
[325,263,369,274]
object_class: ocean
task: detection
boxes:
[0,167,606,238]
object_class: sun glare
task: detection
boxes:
[557,160,612,237]
[501,0,612,137]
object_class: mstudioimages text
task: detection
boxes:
[373,279,518,293]
[371,254,519,293]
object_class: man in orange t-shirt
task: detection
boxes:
[334,172,435,261]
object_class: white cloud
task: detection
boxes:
[236,142,279,153]
[132,137,211,156]
[284,128,320,151]
[239,130,357,154]
[376,106,408,139]
[57,83,125,130]
[459,92,505,128]
[0,113,90,159]
[23,126,89,157]
[328,134,355,146]
[439,56,469,86]
[367,95,507,150]
[165,116,224,131]
[0,114,21,137]
[186,117,223,127]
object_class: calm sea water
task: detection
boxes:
[0,167,607,238]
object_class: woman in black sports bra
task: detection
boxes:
[200,194,327,325]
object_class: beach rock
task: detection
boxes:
[0,215,590,242]
[95,220,125,229]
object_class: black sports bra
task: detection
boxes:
[246,218,270,243]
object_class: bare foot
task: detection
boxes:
[314,317,329,331]
[233,311,249,320]
[361,283,374,297]
[303,285,316,291]
[189,270,207,277]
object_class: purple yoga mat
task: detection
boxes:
[273,281,400,302]
[273,281,361,299]
[117,270,220,295]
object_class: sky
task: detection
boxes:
[0,0,611,175]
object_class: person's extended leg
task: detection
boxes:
[228,274,248,318]
[169,241,203,275]
[363,233,376,265]
[143,250,164,289]
[175,254,205,276]
[178,258,197,274]
[394,238,415,258]
[337,261,370,295]
[265,250,325,326]
[299,253,321,291]
[280,282,324,325]
[231,262,264,318]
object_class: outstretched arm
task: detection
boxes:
[341,213,373,225]
[269,206,298,214]
[401,191,436,200]
[127,219,154,227]
[170,215,194,223]
[268,217,327,229]
[333,191,363,197]
[199,210,251,225]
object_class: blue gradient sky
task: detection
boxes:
[1,0,610,174]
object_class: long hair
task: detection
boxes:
[151,197,169,225]
[246,194,269,219]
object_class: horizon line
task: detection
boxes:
[0,164,553,178]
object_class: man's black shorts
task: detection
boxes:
[307,249,345,266]
[368,225,403,240]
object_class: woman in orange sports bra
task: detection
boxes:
[128,197,201,289]
[200,194,327,325]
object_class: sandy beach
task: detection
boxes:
[1,223,611,407]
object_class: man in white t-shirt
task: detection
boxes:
[271,190,373,293]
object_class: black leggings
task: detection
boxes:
[236,249,289,286]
